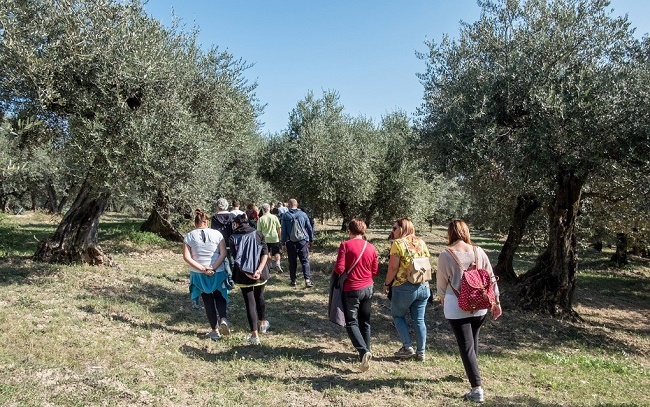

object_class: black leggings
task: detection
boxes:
[240,284,266,332]
[201,291,227,330]
[448,315,486,388]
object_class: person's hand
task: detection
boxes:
[491,303,502,320]
[282,245,287,252]
[383,284,390,295]
[309,241,314,249]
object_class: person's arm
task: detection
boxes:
[383,253,400,294]
[382,242,400,294]
[436,251,450,305]
[304,214,314,242]
[479,246,502,319]
[210,239,227,271]
[275,216,281,238]
[371,247,379,277]
[183,244,209,273]
[334,243,347,275]
[250,254,269,280]
[280,215,288,245]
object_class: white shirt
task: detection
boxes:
[230,209,244,216]
[183,228,225,273]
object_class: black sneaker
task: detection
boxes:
[305,279,314,288]
[289,280,296,287]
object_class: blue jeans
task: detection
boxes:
[343,285,373,360]
[286,240,311,281]
[390,282,430,353]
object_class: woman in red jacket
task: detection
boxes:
[334,219,379,372]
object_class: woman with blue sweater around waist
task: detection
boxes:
[183,209,231,340]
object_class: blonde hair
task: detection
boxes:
[395,218,416,238]
[447,219,472,245]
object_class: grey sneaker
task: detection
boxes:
[205,331,221,340]
[465,388,484,403]
[259,320,270,334]
[219,318,231,335]
[247,334,261,345]
[305,279,314,288]
[360,352,372,372]
[415,351,426,362]
[394,346,416,358]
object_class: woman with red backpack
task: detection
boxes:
[436,219,502,403]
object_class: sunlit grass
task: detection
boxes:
[0,212,648,406]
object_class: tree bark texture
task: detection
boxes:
[34,180,113,265]
[610,233,628,266]
[518,169,584,319]
[339,200,351,231]
[140,191,183,242]
[494,194,541,282]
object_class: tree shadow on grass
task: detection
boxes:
[0,257,61,286]
[76,276,205,329]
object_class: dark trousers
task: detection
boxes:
[448,315,486,388]
[240,284,266,332]
[286,240,311,281]
[343,285,373,360]
[201,291,227,330]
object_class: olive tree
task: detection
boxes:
[418,0,649,317]
[0,0,261,263]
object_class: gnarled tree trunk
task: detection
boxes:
[339,200,351,231]
[140,191,183,242]
[34,180,113,265]
[518,169,584,319]
[494,194,541,282]
[610,233,628,266]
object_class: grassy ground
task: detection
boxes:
[0,212,648,406]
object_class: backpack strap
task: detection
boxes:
[472,245,480,270]
[444,249,463,297]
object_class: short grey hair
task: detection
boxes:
[216,198,229,211]
[261,203,270,213]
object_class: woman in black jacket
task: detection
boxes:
[230,213,271,345]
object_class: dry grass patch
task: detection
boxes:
[0,213,648,406]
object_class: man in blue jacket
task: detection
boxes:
[281,198,314,288]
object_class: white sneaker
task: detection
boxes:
[205,331,221,340]
[360,352,372,372]
[219,318,231,335]
[259,320,270,334]
[246,334,261,345]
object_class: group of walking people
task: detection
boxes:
[332,217,501,403]
[183,201,501,403]
[182,198,314,345]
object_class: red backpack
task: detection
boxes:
[446,246,498,313]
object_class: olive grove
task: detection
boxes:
[0,0,264,263]
[418,0,650,316]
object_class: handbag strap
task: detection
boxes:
[345,240,368,274]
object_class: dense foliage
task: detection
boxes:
[417,0,650,315]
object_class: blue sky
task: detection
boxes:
[145,1,650,135]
